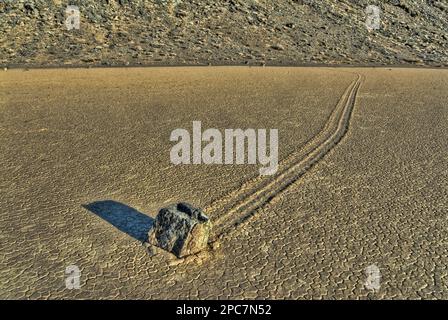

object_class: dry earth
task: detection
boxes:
[1,0,448,67]
[1,67,447,299]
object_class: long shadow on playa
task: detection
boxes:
[83,200,153,243]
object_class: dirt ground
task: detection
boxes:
[0,67,447,299]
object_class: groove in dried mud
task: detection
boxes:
[206,73,363,241]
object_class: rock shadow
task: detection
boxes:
[83,200,153,243]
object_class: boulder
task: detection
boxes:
[148,202,212,258]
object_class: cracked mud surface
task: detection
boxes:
[1,67,447,299]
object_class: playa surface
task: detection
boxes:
[0,67,447,299]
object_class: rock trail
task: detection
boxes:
[206,73,363,241]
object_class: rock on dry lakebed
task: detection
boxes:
[148,202,212,258]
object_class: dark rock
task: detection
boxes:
[270,44,285,51]
[148,202,212,258]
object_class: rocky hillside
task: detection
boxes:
[1,0,447,67]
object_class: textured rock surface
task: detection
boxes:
[1,0,447,67]
[148,203,212,258]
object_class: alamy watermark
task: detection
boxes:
[65,265,81,289]
[364,264,381,292]
[170,121,278,176]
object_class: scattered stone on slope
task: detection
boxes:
[148,202,212,258]
[0,0,447,67]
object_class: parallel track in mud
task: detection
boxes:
[206,73,363,241]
